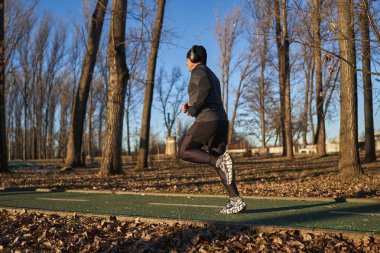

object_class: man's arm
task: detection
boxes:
[187,75,211,117]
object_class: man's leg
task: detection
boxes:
[209,122,246,214]
[178,121,221,165]
[209,142,239,198]
[178,134,217,165]
[209,121,235,185]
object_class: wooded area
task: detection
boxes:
[0,0,380,177]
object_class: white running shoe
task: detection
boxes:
[219,197,247,214]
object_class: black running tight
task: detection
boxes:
[179,134,239,198]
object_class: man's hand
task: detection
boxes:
[182,102,189,113]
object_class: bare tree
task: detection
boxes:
[215,8,242,118]
[313,0,326,156]
[308,61,315,143]
[4,0,37,76]
[228,51,256,148]
[95,37,109,156]
[65,0,108,168]
[100,0,129,175]
[0,0,8,172]
[86,84,94,163]
[57,76,72,158]
[275,0,293,158]
[301,43,313,146]
[359,0,375,162]
[44,24,66,158]
[155,66,186,137]
[242,73,278,147]
[337,0,363,176]
[246,0,272,149]
[32,14,52,159]
[16,10,36,160]
[136,0,166,170]
[124,32,146,156]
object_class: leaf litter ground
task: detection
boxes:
[1,154,380,252]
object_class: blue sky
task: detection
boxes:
[36,0,380,146]
[36,0,246,143]
[37,0,240,73]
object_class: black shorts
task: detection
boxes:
[185,120,229,148]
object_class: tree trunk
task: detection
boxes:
[337,0,363,176]
[48,98,56,158]
[59,94,67,158]
[227,53,251,148]
[15,109,21,159]
[259,41,267,148]
[87,86,93,164]
[23,96,28,159]
[98,102,104,155]
[282,0,293,159]
[7,111,12,160]
[360,0,375,162]
[32,122,36,159]
[99,0,129,175]
[302,45,311,146]
[126,105,131,155]
[228,83,241,147]
[313,0,326,156]
[308,63,315,142]
[136,0,166,170]
[125,79,132,156]
[36,91,42,159]
[65,0,108,168]
[274,0,287,156]
[0,0,7,172]
[276,0,293,158]
[260,74,266,149]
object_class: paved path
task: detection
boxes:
[1,190,379,233]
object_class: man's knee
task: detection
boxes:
[178,148,185,160]
[178,144,187,160]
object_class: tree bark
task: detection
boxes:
[274,0,286,156]
[100,0,129,175]
[275,0,293,158]
[126,100,131,155]
[65,0,108,168]
[87,85,94,163]
[308,62,315,142]
[337,0,363,176]
[98,102,104,155]
[282,0,293,159]
[136,0,166,170]
[259,58,266,148]
[313,0,326,156]
[302,45,311,146]
[0,0,8,172]
[360,0,375,162]
[48,96,57,158]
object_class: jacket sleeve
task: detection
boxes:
[187,74,211,117]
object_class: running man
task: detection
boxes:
[179,45,246,214]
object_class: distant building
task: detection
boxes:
[375,132,380,151]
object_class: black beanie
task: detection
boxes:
[186,45,207,65]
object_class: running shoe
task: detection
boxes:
[219,197,247,214]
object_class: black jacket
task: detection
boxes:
[187,64,227,122]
